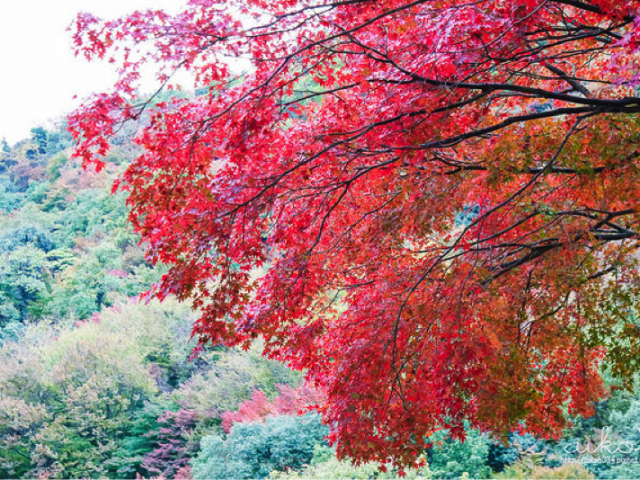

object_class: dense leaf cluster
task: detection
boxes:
[69,0,640,466]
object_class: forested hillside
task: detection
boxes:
[0,122,427,479]
[6,0,640,477]
[1,116,640,479]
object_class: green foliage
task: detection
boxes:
[270,446,432,479]
[109,399,172,478]
[30,127,48,155]
[0,299,196,478]
[192,414,329,479]
[0,148,165,323]
[42,127,72,157]
[173,343,302,416]
[26,180,51,204]
[44,240,153,320]
[427,429,492,479]
[0,175,24,211]
[493,456,594,479]
[0,244,53,324]
[0,296,309,479]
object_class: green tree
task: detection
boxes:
[427,429,492,480]
[192,414,329,480]
[270,445,432,479]
[0,299,199,478]
[0,245,53,324]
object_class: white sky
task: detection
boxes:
[0,0,187,145]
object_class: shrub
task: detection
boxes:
[192,414,329,479]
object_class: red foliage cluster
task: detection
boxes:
[142,409,199,479]
[70,0,640,468]
[221,384,326,432]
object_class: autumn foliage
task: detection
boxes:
[221,384,325,432]
[70,0,640,469]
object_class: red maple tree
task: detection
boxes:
[69,0,640,468]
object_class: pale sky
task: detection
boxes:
[0,0,187,144]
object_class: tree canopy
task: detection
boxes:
[69,0,640,469]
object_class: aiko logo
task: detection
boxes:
[563,427,640,455]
